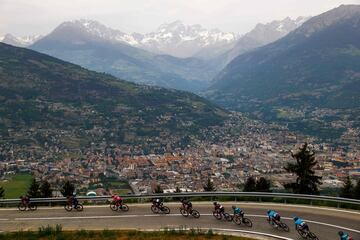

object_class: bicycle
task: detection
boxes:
[296,226,319,240]
[18,202,37,211]
[213,210,232,221]
[231,214,253,227]
[268,218,290,232]
[151,203,170,214]
[110,201,129,212]
[64,202,84,212]
[180,206,200,218]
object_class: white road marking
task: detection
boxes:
[12,213,360,234]
[246,214,360,234]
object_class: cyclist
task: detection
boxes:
[152,198,162,208]
[67,193,78,207]
[338,231,353,240]
[267,210,281,225]
[20,195,30,208]
[180,198,192,212]
[112,194,123,206]
[232,205,244,218]
[213,202,225,215]
[293,216,309,232]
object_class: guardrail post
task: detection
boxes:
[284,199,287,204]
[310,200,313,206]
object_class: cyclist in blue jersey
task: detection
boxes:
[338,231,353,240]
[267,210,281,225]
[232,205,244,218]
[293,216,309,232]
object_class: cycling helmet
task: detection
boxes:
[232,205,236,209]
[293,216,298,221]
[338,231,344,236]
[213,202,217,205]
[267,210,271,214]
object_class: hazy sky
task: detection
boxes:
[1,0,359,36]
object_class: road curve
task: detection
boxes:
[0,202,359,240]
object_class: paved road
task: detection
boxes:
[0,202,359,240]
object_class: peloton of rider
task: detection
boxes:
[213,202,225,215]
[267,210,281,225]
[293,216,309,232]
[338,231,353,240]
[232,205,244,218]
[180,198,192,212]
[112,194,123,205]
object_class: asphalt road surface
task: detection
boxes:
[0,202,359,240]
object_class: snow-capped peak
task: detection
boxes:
[0,33,42,47]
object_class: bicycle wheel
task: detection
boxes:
[213,211,222,220]
[29,204,37,211]
[18,203,26,211]
[64,204,72,212]
[110,203,118,211]
[233,216,242,225]
[180,208,189,217]
[76,204,83,211]
[242,218,253,227]
[191,209,200,218]
[162,206,170,214]
[280,222,290,232]
[224,213,233,222]
[151,205,159,214]
[120,204,129,212]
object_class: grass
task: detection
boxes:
[0,225,255,240]
[0,173,33,198]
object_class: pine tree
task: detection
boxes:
[284,143,322,194]
[203,178,215,192]
[27,178,41,198]
[243,177,256,192]
[60,180,75,197]
[256,177,271,192]
[40,180,52,198]
[154,185,164,193]
[340,176,353,198]
[0,186,4,198]
[353,179,360,200]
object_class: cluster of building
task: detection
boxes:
[0,112,359,194]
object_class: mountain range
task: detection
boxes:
[0,34,42,47]
[2,17,306,92]
[209,4,360,139]
[0,42,227,152]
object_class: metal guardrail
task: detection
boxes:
[0,192,360,206]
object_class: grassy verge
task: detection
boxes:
[0,173,33,198]
[0,225,255,240]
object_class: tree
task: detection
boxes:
[284,143,322,194]
[27,178,41,198]
[340,176,353,198]
[256,177,271,192]
[175,186,181,193]
[60,180,75,197]
[40,180,52,198]
[203,178,215,192]
[243,177,256,192]
[0,186,4,198]
[154,185,163,194]
[353,179,360,200]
